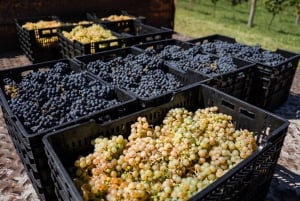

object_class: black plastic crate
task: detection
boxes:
[135,39,256,82]
[97,20,173,45]
[55,13,94,26]
[203,64,255,102]
[173,53,253,82]
[266,164,300,201]
[87,9,146,31]
[15,16,63,63]
[15,16,62,49]
[57,28,77,58]
[188,34,300,111]
[0,58,137,145]
[127,23,173,45]
[57,24,130,58]
[73,45,143,64]
[74,47,201,107]
[187,33,236,46]
[21,41,61,63]
[54,14,93,59]
[134,38,194,50]
[0,59,137,201]
[248,49,300,111]
[43,84,289,201]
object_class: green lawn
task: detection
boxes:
[174,0,300,54]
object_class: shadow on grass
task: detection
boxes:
[236,9,248,15]
[265,164,300,201]
[277,30,300,37]
[198,10,212,16]
[222,16,248,24]
[236,19,248,24]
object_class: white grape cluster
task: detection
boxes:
[62,24,117,44]
[74,107,257,201]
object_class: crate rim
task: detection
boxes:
[122,21,173,36]
[199,85,290,143]
[186,33,237,44]
[88,10,145,24]
[133,38,195,50]
[102,83,291,129]
[72,46,144,66]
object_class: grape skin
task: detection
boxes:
[74,107,258,201]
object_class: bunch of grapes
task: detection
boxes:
[3,62,121,133]
[62,24,117,44]
[22,20,62,30]
[74,106,257,201]
[86,50,184,98]
[199,40,286,66]
[150,45,238,76]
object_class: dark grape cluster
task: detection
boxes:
[250,50,287,66]
[199,40,286,66]
[156,45,237,76]
[86,50,184,98]
[3,62,120,133]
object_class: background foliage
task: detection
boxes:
[175,0,300,54]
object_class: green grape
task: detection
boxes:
[73,107,258,201]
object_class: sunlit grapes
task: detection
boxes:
[74,107,258,201]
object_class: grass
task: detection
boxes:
[174,0,300,54]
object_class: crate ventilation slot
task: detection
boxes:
[221,99,234,110]
[240,108,255,119]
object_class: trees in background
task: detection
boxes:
[297,2,300,25]
[183,0,299,27]
[211,0,219,17]
[263,0,289,29]
[247,0,299,27]
[247,0,257,27]
[230,0,248,20]
[288,0,300,24]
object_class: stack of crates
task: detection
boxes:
[7,19,300,201]
[187,34,300,111]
